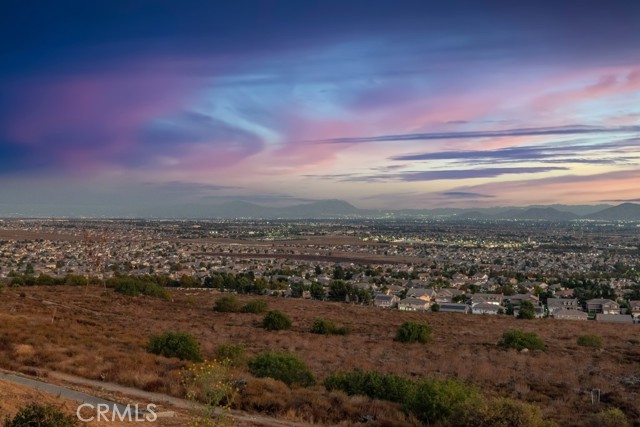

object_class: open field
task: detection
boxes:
[0,285,639,426]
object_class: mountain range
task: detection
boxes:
[2,199,640,221]
[157,200,640,221]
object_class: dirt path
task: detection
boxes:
[0,369,316,427]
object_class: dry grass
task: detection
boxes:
[1,286,639,426]
[0,379,186,427]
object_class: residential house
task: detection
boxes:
[435,288,464,304]
[373,294,399,308]
[472,302,501,315]
[471,293,503,306]
[406,287,437,302]
[506,293,539,306]
[595,314,634,324]
[398,298,430,311]
[556,288,575,298]
[630,301,640,319]
[438,303,470,314]
[513,305,545,319]
[546,298,580,314]
[586,299,620,314]
[553,309,588,321]
[386,285,405,296]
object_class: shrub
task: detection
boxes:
[215,343,247,366]
[146,331,203,362]
[214,295,241,312]
[431,303,440,312]
[498,329,545,351]
[460,397,552,427]
[109,277,169,299]
[586,408,629,427]
[324,370,414,404]
[3,403,79,427]
[181,360,238,426]
[262,310,292,331]
[310,318,349,335]
[241,300,268,314]
[577,334,604,349]
[395,321,432,344]
[248,352,315,387]
[406,378,480,424]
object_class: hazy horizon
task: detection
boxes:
[1,1,639,215]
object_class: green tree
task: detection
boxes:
[24,263,35,275]
[328,280,349,301]
[517,301,536,319]
[309,282,325,300]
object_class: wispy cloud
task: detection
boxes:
[389,138,640,165]
[142,181,240,193]
[341,166,567,182]
[600,198,640,203]
[317,125,640,144]
[440,191,495,199]
[202,193,317,205]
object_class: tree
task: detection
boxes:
[506,303,515,316]
[24,263,34,275]
[309,283,325,300]
[517,301,536,319]
[290,282,305,298]
[333,265,345,280]
[328,280,349,301]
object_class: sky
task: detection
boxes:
[1,0,639,215]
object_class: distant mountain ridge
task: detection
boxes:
[584,203,640,221]
[493,207,579,221]
[2,199,640,221]
[197,200,640,221]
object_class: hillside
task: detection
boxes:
[585,203,640,221]
[0,286,638,426]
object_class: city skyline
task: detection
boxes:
[1,0,640,215]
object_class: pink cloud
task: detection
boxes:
[4,60,202,173]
